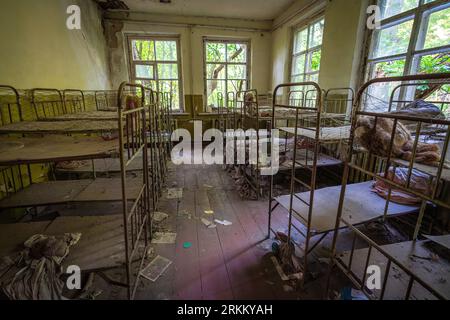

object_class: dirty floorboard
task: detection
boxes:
[92,164,341,300]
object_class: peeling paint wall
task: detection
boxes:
[0,0,111,90]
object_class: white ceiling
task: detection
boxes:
[122,0,297,20]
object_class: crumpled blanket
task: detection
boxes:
[391,100,445,119]
[355,116,442,167]
[0,233,81,300]
[372,167,432,205]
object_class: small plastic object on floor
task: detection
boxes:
[183,242,192,249]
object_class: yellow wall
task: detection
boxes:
[0,0,111,90]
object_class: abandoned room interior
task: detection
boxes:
[0,0,449,302]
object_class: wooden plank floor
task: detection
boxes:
[130,163,317,300]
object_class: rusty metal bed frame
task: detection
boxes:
[0,82,169,300]
[327,73,450,300]
[266,83,368,287]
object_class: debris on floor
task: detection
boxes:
[153,212,169,223]
[167,188,183,199]
[178,210,192,219]
[338,287,369,300]
[183,242,192,249]
[201,218,216,229]
[0,233,81,300]
[214,219,232,226]
[204,210,214,215]
[151,232,177,244]
[140,255,172,282]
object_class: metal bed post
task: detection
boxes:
[327,72,450,300]
[0,85,22,126]
[117,82,151,300]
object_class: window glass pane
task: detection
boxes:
[371,59,406,78]
[158,80,180,110]
[227,64,246,80]
[206,64,226,79]
[207,80,226,107]
[206,43,226,62]
[309,50,322,72]
[291,75,305,82]
[135,64,154,79]
[157,63,178,80]
[422,7,450,50]
[373,19,413,58]
[309,19,324,48]
[379,0,419,20]
[307,73,319,83]
[227,80,247,97]
[132,40,155,61]
[227,43,247,62]
[292,54,306,75]
[294,28,308,54]
[416,52,450,74]
[155,41,177,61]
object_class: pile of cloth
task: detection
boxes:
[0,233,81,300]
[372,167,432,205]
[355,116,442,167]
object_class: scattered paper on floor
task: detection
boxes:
[140,255,172,282]
[167,188,183,199]
[214,219,232,226]
[151,232,177,244]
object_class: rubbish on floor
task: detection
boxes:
[203,184,213,188]
[283,285,294,292]
[204,210,214,215]
[183,242,192,249]
[339,287,369,300]
[153,212,169,223]
[1,233,81,300]
[201,218,216,229]
[146,247,155,258]
[167,188,183,199]
[214,219,232,226]
[140,255,172,282]
[178,210,192,219]
[151,232,177,244]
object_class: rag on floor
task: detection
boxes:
[0,233,81,300]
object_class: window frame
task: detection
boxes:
[290,16,325,83]
[365,0,450,80]
[126,34,184,111]
[203,37,251,110]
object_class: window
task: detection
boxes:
[128,36,183,111]
[290,17,325,83]
[204,39,250,109]
[365,0,450,107]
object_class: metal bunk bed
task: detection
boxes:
[267,82,392,286]
[327,73,450,300]
[0,83,165,299]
